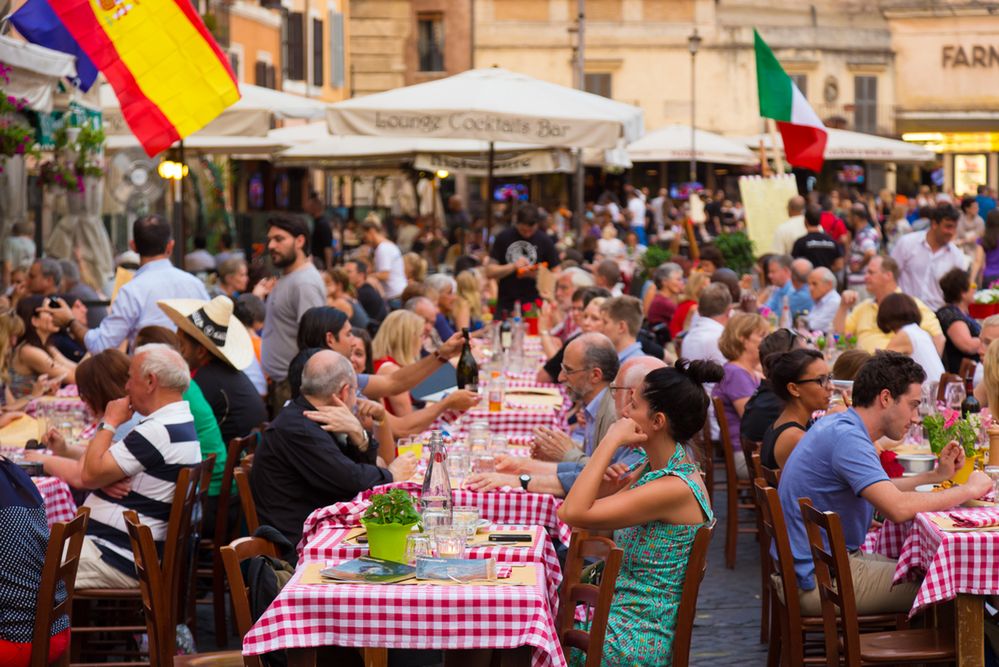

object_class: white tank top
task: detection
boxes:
[902,323,944,382]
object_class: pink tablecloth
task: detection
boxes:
[298,482,573,557]
[299,524,563,613]
[33,476,77,527]
[241,563,566,667]
[435,406,566,439]
[881,508,999,616]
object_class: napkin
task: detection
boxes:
[949,512,999,529]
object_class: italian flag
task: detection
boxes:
[754,29,827,173]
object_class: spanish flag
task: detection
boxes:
[44,0,239,156]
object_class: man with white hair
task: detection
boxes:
[806,267,841,332]
[251,350,418,545]
[423,273,458,340]
[405,295,446,348]
[74,344,201,588]
[546,267,595,345]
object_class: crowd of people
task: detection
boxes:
[3,178,999,665]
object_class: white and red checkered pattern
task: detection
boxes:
[869,519,914,559]
[435,406,566,439]
[33,476,77,527]
[888,508,999,616]
[299,524,563,611]
[298,482,573,556]
[241,564,567,667]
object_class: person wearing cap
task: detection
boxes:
[44,215,209,353]
[159,295,268,446]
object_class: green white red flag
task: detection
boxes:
[753,29,827,172]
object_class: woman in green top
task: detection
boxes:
[559,359,720,666]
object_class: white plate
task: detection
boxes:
[915,484,936,493]
[475,519,491,532]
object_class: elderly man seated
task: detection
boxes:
[251,350,417,546]
[75,344,201,588]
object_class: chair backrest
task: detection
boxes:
[123,510,175,667]
[936,372,962,403]
[556,530,624,667]
[161,463,204,627]
[761,465,781,488]
[234,463,260,534]
[671,520,716,667]
[219,536,280,667]
[215,432,261,546]
[711,396,738,480]
[753,480,807,663]
[798,498,861,666]
[742,438,762,480]
[958,357,976,382]
[30,507,90,667]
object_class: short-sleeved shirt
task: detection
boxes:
[647,294,676,328]
[373,240,406,299]
[193,357,269,447]
[712,363,760,449]
[261,263,327,381]
[490,226,560,314]
[792,231,842,269]
[357,283,389,323]
[84,401,200,575]
[820,211,849,243]
[741,381,783,443]
[844,290,943,352]
[936,304,981,374]
[185,380,227,496]
[312,215,333,267]
[778,409,889,590]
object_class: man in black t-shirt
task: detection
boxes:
[306,195,334,269]
[487,206,560,315]
[792,205,843,271]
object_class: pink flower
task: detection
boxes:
[943,409,959,429]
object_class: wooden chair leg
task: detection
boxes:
[212,549,228,647]
[725,475,737,569]
[766,588,780,667]
[759,514,770,643]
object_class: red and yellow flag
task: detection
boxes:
[48,0,240,156]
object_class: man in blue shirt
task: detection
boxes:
[779,351,993,615]
[976,185,996,219]
[764,254,812,320]
[600,295,645,363]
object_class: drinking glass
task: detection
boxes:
[985,466,999,500]
[490,435,509,455]
[452,506,480,540]
[944,382,965,413]
[405,533,433,565]
[446,449,469,482]
[472,452,496,474]
[469,421,489,443]
[422,508,451,533]
[469,435,489,453]
[432,528,466,559]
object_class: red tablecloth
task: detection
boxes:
[33,476,77,527]
[879,508,999,616]
[299,524,563,613]
[241,563,566,667]
[435,406,566,439]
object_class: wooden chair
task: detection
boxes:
[754,482,907,667]
[216,536,281,667]
[957,357,976,382]
[556,530,624,666]
[30,507,90,667]
[745,444,770,644]
[798,498,953,666]
[233,461,260,534]
[671,520,716,667]
[71,462,205,666]
[183,454,217,644]
[696,415,715,508]
[762,465,782,489]
[123,511,244,667]
[711,396,755,569]
[936,372,962,403]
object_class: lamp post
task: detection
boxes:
[688,28,702,186]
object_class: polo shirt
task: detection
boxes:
[844,290,942,352]
[83,401,200,576]
[617,341,643,363]
[890,230,969,311]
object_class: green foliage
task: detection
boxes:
[362,488,421,526]
[923,411,979,458]
[39,122,105,192]
[0,62,39,161]
[640,244,673,274]
[714,231,756,276]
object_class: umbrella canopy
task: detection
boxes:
[627,124,757,166]
[741,127,935,163]
[0,35,77,112]
[326,67,644,149]
[100,82,328,138]
[105,133,288,155]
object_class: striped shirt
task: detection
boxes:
[83,401,201,576]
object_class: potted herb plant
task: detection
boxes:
[361,488,421,563]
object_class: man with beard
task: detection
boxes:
[261,215,327,411]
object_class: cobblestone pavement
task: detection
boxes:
[689,482,769,667]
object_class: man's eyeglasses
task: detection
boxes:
[561,364,592,376]
[609,384,634,397]
[795,374,832,388]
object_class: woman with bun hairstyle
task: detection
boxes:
[559,358,721,665]
[760,349,832,469]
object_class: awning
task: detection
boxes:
[0,35,77,112]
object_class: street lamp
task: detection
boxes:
[688,27,702,186]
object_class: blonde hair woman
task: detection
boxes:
[713,312,770,478]
[0,309,49,414]
[372,310,426,416]
[671,271,710,338]
[403,252,427,283]
[453,270,484,331]
[983,338,999,410]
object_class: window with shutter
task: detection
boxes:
[312,18,323,86]
[417,14,444,72]
[286,12,305,81]
[584,73,611,98]
[255,61,267,87]
[329,10,345,88]
[854,76,877,134]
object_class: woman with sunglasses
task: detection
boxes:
[760,349,832,469]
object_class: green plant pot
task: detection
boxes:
[361,520,418,563]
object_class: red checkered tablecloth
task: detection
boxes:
[868,518,914,558]
[299,482,573,556]
[241,564,567,667]
[435,406,566,439]
[888,508,999,616]
[33,476,77,527]
[299,524,563,612]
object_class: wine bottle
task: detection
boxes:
[455,328,479,391]
[961,375,980,418]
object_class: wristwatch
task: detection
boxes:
[96,421,116,434]
[519,474,532,491]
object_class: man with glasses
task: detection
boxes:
[486,205,560,316]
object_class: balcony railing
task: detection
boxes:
[810,102,897,138]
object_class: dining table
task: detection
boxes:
[871,506,999,666]
[33,475,78,527]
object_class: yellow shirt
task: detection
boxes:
[844,289,942,352]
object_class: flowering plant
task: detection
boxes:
[521,298,543,318]
[923,408,979,458]
[0,62,39,163]
[37,123,104,193]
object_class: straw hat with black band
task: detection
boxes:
[158,295,253,370]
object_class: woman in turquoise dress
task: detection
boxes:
[559,359,721,666]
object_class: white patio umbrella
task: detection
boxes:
[105,133,288,155]
[627,124,758,166]
[740,127,935,163]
